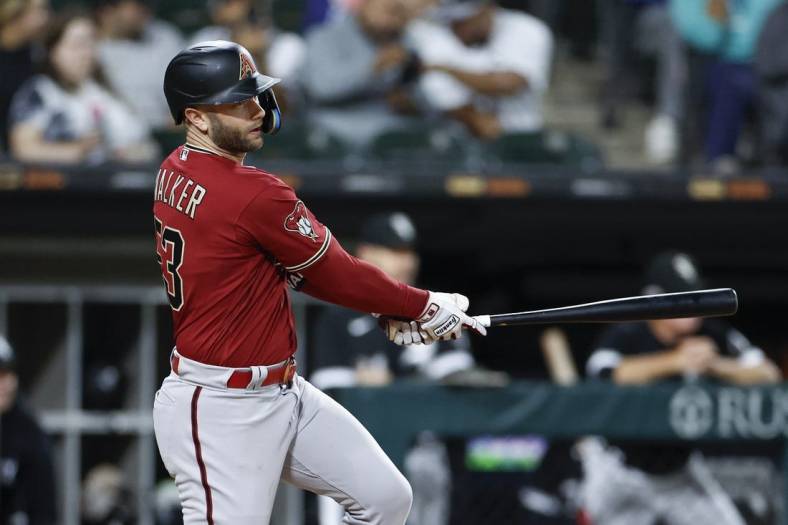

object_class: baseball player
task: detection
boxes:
[152,40,485,524]
[581,252,780,525]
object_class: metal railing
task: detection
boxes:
[0,284,309,525]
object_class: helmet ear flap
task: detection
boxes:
[260,89,281,135]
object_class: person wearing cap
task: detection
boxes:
[0,334,57,525]
[587,251,779,386]
[405,0,552,140]
[581,252,779,525]
[310,212,476,390]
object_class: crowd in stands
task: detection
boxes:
[1,0,788,172]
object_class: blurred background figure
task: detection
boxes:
[93,0,184,130]
[581,251,780,525]
[310,211,476,389]
[191,0,306,114]
[0,334,57,525]
[81,464,136,525]
[7,10,157,164]
[310,212,480,525]
[406,0,553,141]
[597,0,687,165]
[670,0,783,174]
[754,1,788,167]
[0,0,50,153]
[301,0,424,149]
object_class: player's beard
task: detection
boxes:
[206,114,263,154]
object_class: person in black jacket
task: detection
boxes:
[0,334,56,525]
[310,212,476,390]
[581,251,780,525]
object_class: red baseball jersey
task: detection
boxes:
[153,145,428,367]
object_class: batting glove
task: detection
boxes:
[418,291,487,342]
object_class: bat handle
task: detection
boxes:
[473,315,492,328]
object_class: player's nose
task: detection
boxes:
[247,97,265,119]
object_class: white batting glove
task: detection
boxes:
[416,291,487,342]
[383,319,430,345]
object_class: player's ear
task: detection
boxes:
[184,107,209,133]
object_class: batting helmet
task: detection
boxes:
[163,40,282,134]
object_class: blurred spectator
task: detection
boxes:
[304,0,367,30]
[755,1,788,166]
[94,0,184,130]
[0,0,49,153]
[581,251,780,525]
[0,334,57,525]
[670,0,783,171]
[301,0,424,148]
[8,11,156,164]
[81,464,135,525]
[406,0,553,140]
[598,0,687,164]
[191,0,305,113]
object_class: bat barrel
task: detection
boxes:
[483,288,738,328]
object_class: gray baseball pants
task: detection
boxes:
[153,359,411,524]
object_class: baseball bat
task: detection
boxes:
[473,288,738,328]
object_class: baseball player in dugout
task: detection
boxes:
[0,335,57,525]
[582,251,781,525]
[152,40,485,524]
[310,211,479,390]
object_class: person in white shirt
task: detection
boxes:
[8,11,156,164]
[94,0,184,130]
[406,0,553,140]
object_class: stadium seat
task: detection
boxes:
[367,125,467,166]
[484,130,604,168]
[252,120,349,161]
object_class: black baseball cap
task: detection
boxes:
[644,251,706,294]
[359,213,417,250]
[0,335,15,371]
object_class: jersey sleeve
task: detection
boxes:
[236,178,429,318]
[489,15,553,92]
[236,180,333,272]
[299,236,429,319]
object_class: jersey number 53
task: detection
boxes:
[154,217,185,310]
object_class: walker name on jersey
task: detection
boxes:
[154,169,207,220]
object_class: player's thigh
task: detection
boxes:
[281,377,412,524]
[154,378,298,524]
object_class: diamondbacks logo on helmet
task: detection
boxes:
[239,52,256,80]
[284,201,318,241]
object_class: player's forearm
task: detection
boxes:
[300,240,428,318]
[612,351,681,385]
[433,66,528,96]
[709,357,782,385]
